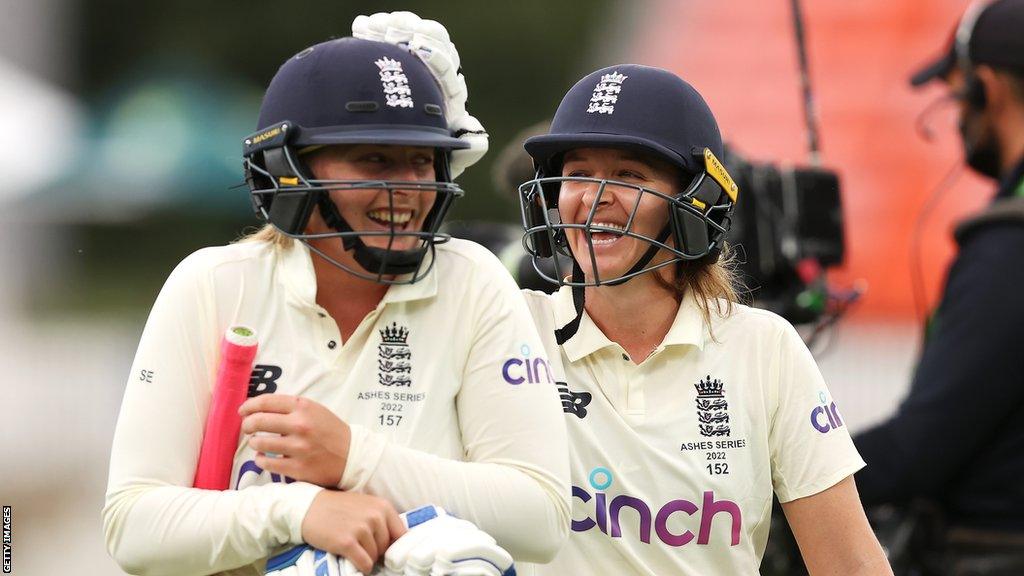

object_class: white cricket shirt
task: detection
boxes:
[523,286,865,575]
[103,238,569,576]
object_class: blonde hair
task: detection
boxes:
[654,243,745,332]
[235,223,294,248]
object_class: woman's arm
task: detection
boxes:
[342,253,571,563]
[767,320,889,574]
[782,476,893,576]
[102,251,334,576]
[244,250,572,563]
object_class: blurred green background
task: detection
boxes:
[2,1,965,573]
[0,2,622,574]
[14,0,618,324]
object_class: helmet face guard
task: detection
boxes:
[244,121,465,285]
[518,64,739,289]
[243,37,471,285]
[519,146,737,287]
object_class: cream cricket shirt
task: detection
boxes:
[523,287,865,575]
[103,238,569,576]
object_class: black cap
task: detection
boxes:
[911,0,1024,87]
[525,64,722,176]
[256,37,467,150]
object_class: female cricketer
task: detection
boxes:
[103,15,568,576]
[517,64,893,575]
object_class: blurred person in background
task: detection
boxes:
[518,64,892,575]
[853,0,1024,573]
[102,14,569,576]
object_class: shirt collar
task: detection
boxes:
[277,240,438,309]
[552,285,707,363]
[279,240,318,306]
[381,248,438,304]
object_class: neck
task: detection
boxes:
[583,271,680,362]
[997,109,1024,177]
[309,241,389,341]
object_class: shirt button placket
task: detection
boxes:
[315,309,341,358]
[623,356,645,419]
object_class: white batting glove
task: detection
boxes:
[267,505,513,576]
[265,544,353,576]
[352,11,489,179]
[377,505,515,576]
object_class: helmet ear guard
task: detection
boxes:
[671,207,713,260]
[244,121,322,235]
[670,147,738,259]
[520,170,567,259]
[246,125,459,239]
[520,146,738,269]
[241,38,471,285]
[262,147,320,235]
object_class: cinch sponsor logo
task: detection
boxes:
[810,391,845,434]
[502,344,553,385]
[572,467,741,547]
[235,459,295,490]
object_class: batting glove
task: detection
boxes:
[265,544,364,576]
[378,505,514,576]
[352,11,489,179]
[266,505,512,576]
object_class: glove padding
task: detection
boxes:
[265,505,514,576]
[265,544,356,576]
[352,11,488,179]
[380,505,515,576]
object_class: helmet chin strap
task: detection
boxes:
[554,264,586,345]
[315,193,426,276]
[604,226,672,287]
[554,225,672,344]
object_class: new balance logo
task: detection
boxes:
[248,364,282,397]
[558,381,592,419]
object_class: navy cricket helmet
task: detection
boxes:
[518,64,738,287]
[243,37,469,284]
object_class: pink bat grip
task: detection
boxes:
[194,326,258,490]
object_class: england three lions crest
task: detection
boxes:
[695,375,731,437]
[375,57,414,108]
[587,71,627,114]
[378,322,412,387]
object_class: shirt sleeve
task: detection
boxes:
[102,250,323,576]
[769,321,866,503]
[338,256,571,563]
[854,227,1024,506]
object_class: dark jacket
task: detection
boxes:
[854,158,1024,531]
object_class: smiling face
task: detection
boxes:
[304,144,438,252]
[557,147,681,282]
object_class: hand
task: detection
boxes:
[264,545,390,576]
[379,505,515,576]
[240,394,351,487]
[352,11,488,179]
[298,490,406,574]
